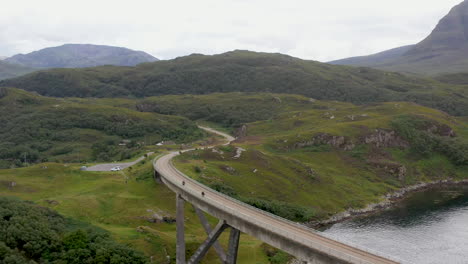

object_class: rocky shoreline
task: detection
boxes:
[309,179,468,228]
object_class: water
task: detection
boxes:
[322,187,468,264]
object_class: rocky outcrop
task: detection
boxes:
[426,123,456,137]
[362,129,408,148]
[289,129,411,151]
[368,161,407,180]
[293,133,355,151]
[139,209,175,223]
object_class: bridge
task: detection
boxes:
[153,127,399,264]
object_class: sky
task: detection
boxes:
[0,0,463,62]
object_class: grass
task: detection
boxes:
[0,154,272,263]
[174,101,468,220]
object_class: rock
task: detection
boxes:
[45,200,59,205]
[212,148,224,155]
[235,124,248,138]
[426,124,456,137]
[293,133,355,151]
[233,147,246,159]
[369,161,407,180]
[362,129,408,148]
[220,165,236,174]
[142,209,176,223]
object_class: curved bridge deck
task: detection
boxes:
[154,127,399,264]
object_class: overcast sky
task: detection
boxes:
[1,0,463,61]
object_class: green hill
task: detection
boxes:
[2,50,468,116]
[173,95,468,220]
[0,88,202,168]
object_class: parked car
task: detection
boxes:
[111,166,122,171]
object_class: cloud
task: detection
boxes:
[0,0,463,61]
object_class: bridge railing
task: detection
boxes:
[156,154,400,263]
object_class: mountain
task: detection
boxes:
[0,56,7,60]
[0,60,36,80]
[331,0,468,75]
[2,50,468,116]
[329,45,415,68]
[5,44,158,68]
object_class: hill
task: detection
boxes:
[331,0,468,75]
[0,60,36,80]
[2,50,468,116]
[0,88,201,168]
[5,44,158,68]
[173,95,468,221]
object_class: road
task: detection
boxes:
[154,126,399,264]
[86,152,154,171]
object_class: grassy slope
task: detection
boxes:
[174,99,468,220]
[0,155,270,263]
[0,88,202,167]
[2,50,468,116]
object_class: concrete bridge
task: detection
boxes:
[153,127,399,264]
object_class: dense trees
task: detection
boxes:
[0,197,148,263]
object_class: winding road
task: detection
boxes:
[154,126,398,264]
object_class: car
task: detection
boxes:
[111,166,122,171]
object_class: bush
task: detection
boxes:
[391,115,468,165]
[0,197,148,263]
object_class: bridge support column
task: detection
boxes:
[176,194,185,264]
[153,170,162,183]
[188,220,228,264]
[226,227,240,264]
[193,206,227,262]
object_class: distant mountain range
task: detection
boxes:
[331,0,468,75]
[0,56,7,60]
[0,44,158,80]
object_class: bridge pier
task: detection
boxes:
[154,169,162,183]
[176,195,241,264]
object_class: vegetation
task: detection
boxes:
[137,93,315,128]
[0,88,202,168]
[0,156,271,263]
[2,50,468,115]
[0,197,148,263]
[391,115,468,165]
[175,99,468,221]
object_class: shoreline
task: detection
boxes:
[310,179,468,228]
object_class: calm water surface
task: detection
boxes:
[322,187,468,264]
